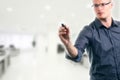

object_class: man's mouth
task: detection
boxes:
[98,12,103,16]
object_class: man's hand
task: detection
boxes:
[58,24,78,58]
[58,24,70,46]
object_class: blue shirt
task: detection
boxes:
[66,18,120,80]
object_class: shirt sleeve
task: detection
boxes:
[66,25,92,62]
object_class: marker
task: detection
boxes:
[61,23,68,33]
[61,23,66,27]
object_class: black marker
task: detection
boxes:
[61,24,67,30]
[61,23,68,33]
[61,23,66,27]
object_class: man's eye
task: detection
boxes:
[101,3,105,6]
[94,4,99,7]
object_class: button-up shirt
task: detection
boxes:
[66,18,120,80]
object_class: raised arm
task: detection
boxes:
[58,24,78,58]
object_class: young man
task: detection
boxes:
[58,0,120,80]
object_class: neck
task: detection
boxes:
[99,17,112,28]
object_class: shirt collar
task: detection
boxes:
[94,18,103,28]
[94,18,119,29]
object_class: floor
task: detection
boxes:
[0,48,89,80]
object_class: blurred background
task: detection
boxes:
[0,0,120,80]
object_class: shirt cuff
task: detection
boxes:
[65,49,81,62]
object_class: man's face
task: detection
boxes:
[92,0,113,19]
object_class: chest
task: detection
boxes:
[92,27,120,51]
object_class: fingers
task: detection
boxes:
[58,25,70,45]
[59,28,67,34]
[59,28,66,38]
[59,25,69,34]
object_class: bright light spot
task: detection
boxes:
[6,7,13,12]
[44,5,51,11]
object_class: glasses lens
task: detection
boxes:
[92,2,111,8]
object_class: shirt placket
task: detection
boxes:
[107,28,119,80]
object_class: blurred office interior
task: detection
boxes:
[0,0,120,80]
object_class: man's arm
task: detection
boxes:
[58,24,92,62]
[65,41,78,58]
[58,24,78,58]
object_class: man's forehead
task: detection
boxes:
[92,0,111,3]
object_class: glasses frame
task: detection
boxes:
[92,2,111,8]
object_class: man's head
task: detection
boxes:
[92,0,113,20]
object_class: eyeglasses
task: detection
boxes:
[92,2,111,8]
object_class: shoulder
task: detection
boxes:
[79,22,94,38]
[79,20,96,35]
[114,19,120,23]
[83,20,95,31]
[114,20,120,26]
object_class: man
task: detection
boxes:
[58,0,120,80]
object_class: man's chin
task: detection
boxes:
[97,16,107,21]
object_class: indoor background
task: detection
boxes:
[0,0,120,80]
